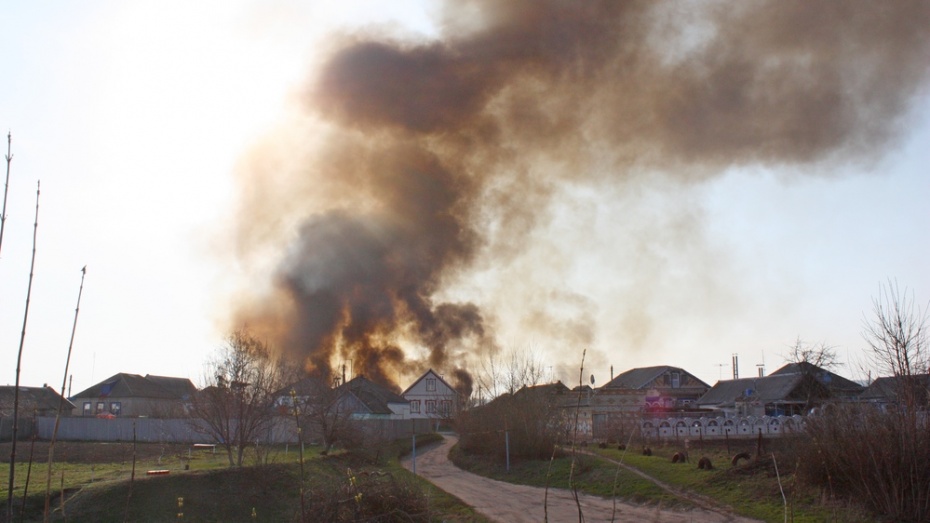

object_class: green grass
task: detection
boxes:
[2,437,488,522]
[593,440,875,523]
[448,444,689,509]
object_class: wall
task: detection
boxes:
[640,414,807,441]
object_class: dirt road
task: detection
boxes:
[402,435,761,523]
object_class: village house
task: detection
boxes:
[697,373,831,416]
[402,369,458,420]
[337,375,410,420]
[859,374,930,412]
[601,365,711,412]
[698,362,864,417]
[71,373,196,418]
[0,385,74,418]
[769,362,864,400]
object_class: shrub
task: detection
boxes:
[796,403,930,521]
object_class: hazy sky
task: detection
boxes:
[1,1,928,396]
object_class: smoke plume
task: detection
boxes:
[232,0,930,388]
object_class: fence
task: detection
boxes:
[12,416,436,444]
[0,417,35,441]
[640,414,807,441]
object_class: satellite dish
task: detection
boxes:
[590,374,595,385]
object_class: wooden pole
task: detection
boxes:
[0,131,13,257]
[44,266,86,522]
[7,181,40,523]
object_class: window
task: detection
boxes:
[96,402,105,414]
[426,400,437,414]
[83,402,91,416]
[426,378,436,392]
[410,400,420,413]
[440,400,452,415]
[110,402,121,416]
[670,372,680,388]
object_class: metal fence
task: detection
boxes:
[5,416,436,444]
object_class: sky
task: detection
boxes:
[1,1,928,397]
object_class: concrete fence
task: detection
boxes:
[640,414,807,441]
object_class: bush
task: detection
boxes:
[456,389,561,460]
[796,404,930,522]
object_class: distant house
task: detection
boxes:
[602,365,710,412]
[273,376,329,415]
[859,374,930,411]
[769,362,864,400]
[697,373,831,416]
[337,376,409,420]
[71,373,196,418]
[402,369,458,419]
[0,385,75,417]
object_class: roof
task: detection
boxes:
[276,376,328,398]
[340,376,408,415]
[144,375,197,399]
[402,369,456,396]
[603,366,709,390]
[769,362,863,393]
[72,373,196,400]
[697,374,819,407]
[0,385,75,415]
[860,374,930,401]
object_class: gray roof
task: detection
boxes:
[603,366,709,390]
[769,362,863,394]
[340,376,407,415]
[697,374,819,407]
[860,374,930,401]
[72,373,196,401]
[0,385,75,416]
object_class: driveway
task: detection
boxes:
[402,435,761,523]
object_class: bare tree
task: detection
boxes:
[288,378,356,454]
[190,330,287,467]
[784,337,839,370]
[474,346,549,400]
[862,280,929,411]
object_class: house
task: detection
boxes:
[273,376,329,415]
[601,365,710,412]
[337,376,409,420]
[71,373,196,418]
[402,369,458,419]
[859,374,930,411]
[0,385,75,417]
[769,362,864,400]
[696,373,831,416]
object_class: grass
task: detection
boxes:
[592,437,875,522]
[450,435,877,523]
[448,444,689,509]
[2,436,488,522]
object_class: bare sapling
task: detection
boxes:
[6,181,41,523]
[43,266,86,522]
[567,349,586,523]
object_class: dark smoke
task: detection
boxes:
[233,0,930,388]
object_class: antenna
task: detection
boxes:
[714,363,728,380]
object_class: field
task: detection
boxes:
[0,436,487,522]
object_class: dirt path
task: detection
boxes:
[402,435,761,523]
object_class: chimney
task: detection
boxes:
[732,353,739,380]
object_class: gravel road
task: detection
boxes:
[402,435,762,523]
